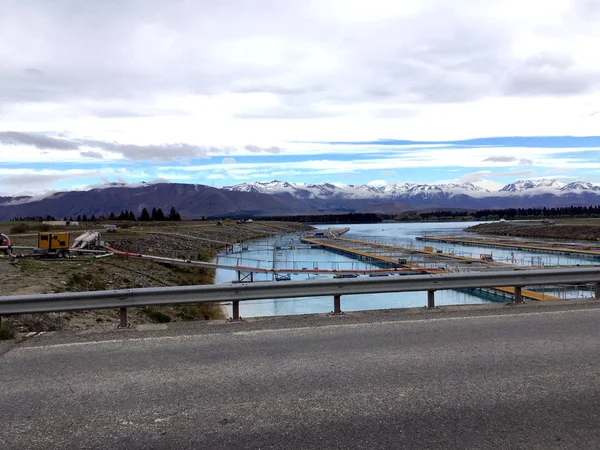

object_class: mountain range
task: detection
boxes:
[225,179,600,198]
[1,179,600,220]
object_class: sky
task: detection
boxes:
[2,0,600,195]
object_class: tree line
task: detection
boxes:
[391,205,600,222]
[10,206,182,223]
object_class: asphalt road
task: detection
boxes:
[2,304,600,449]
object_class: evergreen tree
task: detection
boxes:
[139,208,150,221]
[129,211,136,221]
[82,215,88,222]
[156,208,165,221]
[90,215,97,222]
[109,212,115,220]
[168,207,178,221]
[151,207,158,221]
[76,215,82,222]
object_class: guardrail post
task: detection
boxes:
[427,290,435,309]
[333,295,342,314]
[595,282,600,299]
[119,307,128,328]
[232,301,240,320]
[514,286,523,304]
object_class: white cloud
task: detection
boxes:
[2,0,600,192]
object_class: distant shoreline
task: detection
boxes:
[467,220,600,241]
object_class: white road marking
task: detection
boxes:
[15,306,600,352]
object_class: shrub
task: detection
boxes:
[0,324,14,340]
[177,303,225,321]
[197,249,217,262]
[65,272,107,291]
[10,223,28,234]
[14,313,64,332]
[165,265,215,285]
[145,306,172,323]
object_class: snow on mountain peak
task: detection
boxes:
[223,179,600,201]
[223,180,492,200]
[560,181,599,192]
[500,179,567,193]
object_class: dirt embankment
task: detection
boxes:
[108,221,312,257]
[1,221,313,335]
[467,222,600,241]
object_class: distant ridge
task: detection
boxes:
[1,179,600,220]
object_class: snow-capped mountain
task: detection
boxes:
[226,181,384,200]
[561,181,600,192]
[499,179,600,195]
[397,182,490,198]
[499,179,567,193]
[224,181,492,200]
[3,179,600,221]
[225,179,600,200]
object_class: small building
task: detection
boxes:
[42,221,67,226]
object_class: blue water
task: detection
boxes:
[212,221,588,318]
[340,222,596,267]
[213,222,596,318]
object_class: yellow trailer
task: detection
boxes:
[35,232,70,257]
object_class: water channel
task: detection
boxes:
[214,221,596,318]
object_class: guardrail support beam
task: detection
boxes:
[5,267,600,318]
[514,286,523,304]
[427,290,435,309]
[119,307,128,328]
[595,282,600,299]
[333,295,342,314]
[232,301,240,321]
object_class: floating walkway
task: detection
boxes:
[416,235,600,259]
[301,237,441,273]
[337,237,512,267]
[301,237,560,301]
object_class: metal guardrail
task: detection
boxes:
[1,267,600,326]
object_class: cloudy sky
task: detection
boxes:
[2,0,600,195]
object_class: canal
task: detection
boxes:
[214,221,595,318]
